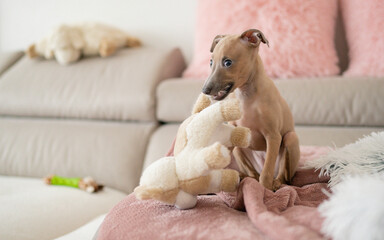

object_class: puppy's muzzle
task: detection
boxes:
[202,82,234,101]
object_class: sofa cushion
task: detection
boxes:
[183,0,339,79]
[157,77,384,126]
[55,214,106,240]
[0,47,185,121]
[0,51,23,76]
[157,78,203,123]
[0,176,125,240]
[143,124,384,169]
[143,124,178,171]
[341,0,384,77]
[0,117,156,193]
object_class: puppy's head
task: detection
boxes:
[202,29,269,100]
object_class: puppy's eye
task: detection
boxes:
[223,59,232,67]
[210,59,213,67]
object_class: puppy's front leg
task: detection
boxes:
[259,135,281,190]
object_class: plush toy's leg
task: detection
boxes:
[174,190,197,209]
[206,169,239,193]
[99,39,116,57]
[125,37,141,47]
[134,186,179,204]
[200,142,231,169]
[220,169,240,192]
[26,44,38,58]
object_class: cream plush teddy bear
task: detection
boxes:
[27,22,141,65]
[134,94,251,209]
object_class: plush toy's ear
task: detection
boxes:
[210,35,226,52]
[26,44,37,58]
[192,93,212,114]
[240,29,269,48]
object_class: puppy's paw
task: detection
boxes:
[260,176,274,191]
[272,179,283,191]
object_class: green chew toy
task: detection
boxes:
[50,175,81,188]
[44,175,103,193]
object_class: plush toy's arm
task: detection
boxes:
[203,169,239,194]
[198,142,231,170]
[192,93,211,114]
[176,142,230,181]
[27,37,54,59]
[210,124,251,148]
[227,125,251,148]
[187,98,241,148]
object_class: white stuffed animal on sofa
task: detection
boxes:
[27,22,141,65]
[134,94,251,209]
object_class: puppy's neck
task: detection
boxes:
[237,54,271,100]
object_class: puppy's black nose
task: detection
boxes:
[202,86,212,95]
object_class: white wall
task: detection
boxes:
[0,0,197,62]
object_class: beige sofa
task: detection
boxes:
[0,47,186,240]
[1,19,383,240]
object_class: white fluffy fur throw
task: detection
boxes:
[319,174,384,240]
[306,131,384,187]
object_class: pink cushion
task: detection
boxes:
[341,0,384,77]
[183,0,340,79]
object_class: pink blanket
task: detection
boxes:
[97,146,330,240]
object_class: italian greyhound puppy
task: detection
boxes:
[201,29,300,191]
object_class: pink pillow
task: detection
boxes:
[183,0,340,79]
[341,0,384,77]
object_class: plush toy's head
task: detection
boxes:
[49,25,84,65]
[27,25,84,65]
[134,94,251,209]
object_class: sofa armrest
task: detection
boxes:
[0,51,24,76]
[157,78,204,122]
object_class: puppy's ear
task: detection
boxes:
[240,29,269,48]
[210,35,226,52]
